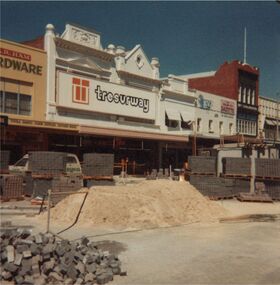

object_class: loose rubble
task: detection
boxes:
[0,229,125,284]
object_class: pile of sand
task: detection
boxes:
[40,180,228,230]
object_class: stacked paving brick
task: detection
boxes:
[189,175,250,199]
[29,152,67,175]
[0,175,24,199]
[30,175,82,201]
[51,175,83,204]
[264,181,280,200]
[0,150,10,173]
[222,157,251,175]
[83,153,114,177]
[0,230,125,284]
[146,169,170,180]
[255,159,280,178]
[188,156,216,174]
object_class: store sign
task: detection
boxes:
[95,85,149,113]
[57,72,156,120]
[197,95,212,110]
[0,48,42,75]
[221,100,235,115]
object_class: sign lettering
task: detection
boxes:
[221,99,235,115]
[198,95,212,110]
[95,85,150,113]
[0,57,42,75]
[0,48,31,61]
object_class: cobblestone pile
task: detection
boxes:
[0,230,125,284]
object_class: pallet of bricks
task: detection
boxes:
[0,150,10,174]
[222,157,251,177]
[83,153,114,187]
[28,152,82,202]
[256,158,280,201]
[0,175,24,201]
[188,156,250,200]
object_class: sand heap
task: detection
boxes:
[41,180,228,229]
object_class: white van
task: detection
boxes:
[9,153,82,175]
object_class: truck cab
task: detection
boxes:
[9,153,82,175]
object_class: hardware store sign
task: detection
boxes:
[0,48,43,75]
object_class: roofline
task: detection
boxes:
[0,38,47,54]
[66,22,101,35]
[259,96,279,103]
[177,71,216,79]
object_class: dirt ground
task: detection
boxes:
[1,179,280,284]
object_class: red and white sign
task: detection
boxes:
[0,48,31,62]
[72,77,89,104]
[221,99,235,115]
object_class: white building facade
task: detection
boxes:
[259,96,280,142]
[193,90,236,139]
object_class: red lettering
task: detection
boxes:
[0,48,31,61]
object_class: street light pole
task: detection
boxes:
[277,92,280,142]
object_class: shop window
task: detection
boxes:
[208,120,213,133]
[252,90,255,105]
[0,90,31,116]
[197,118,201,132]
[229,123,233,135]
[72,77,89,104]
[238,87,242,102]
[219,121,223,135]
[181,120,192,130]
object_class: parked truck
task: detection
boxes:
[9,152,82,175]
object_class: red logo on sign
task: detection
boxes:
[72,77,89,104]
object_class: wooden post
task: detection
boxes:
[46,189,51,233]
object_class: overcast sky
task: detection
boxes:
[1,1,280,100]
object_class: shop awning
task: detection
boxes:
[165,109,181,121]
[79,125,189,142]
[180,111,193,124]
[265,119,277,126]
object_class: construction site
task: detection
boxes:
[1,4,280,283]
[0,143,280,284]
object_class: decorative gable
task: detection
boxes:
[124,45,154,78]
[61,23,102,50]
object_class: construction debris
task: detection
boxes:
[0,230,125,284]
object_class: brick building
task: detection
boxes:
[187,60,259,137]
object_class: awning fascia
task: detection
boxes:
[79,125,189,142]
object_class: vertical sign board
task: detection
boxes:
[57,71,156,120]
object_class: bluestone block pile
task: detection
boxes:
[255,159,280,177]
[0,150,10,172]
[29,152,67,175]
[0,230,125,284]
[83,153,114,176]
[222,157,251,175]
[189,156,216,174]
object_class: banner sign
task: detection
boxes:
[57,71,156,120]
